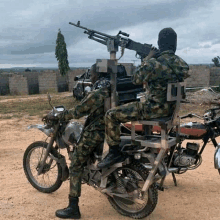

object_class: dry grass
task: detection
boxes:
[0,90,218,120]
[0,92,79,120]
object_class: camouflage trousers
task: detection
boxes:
[105,101,174,147]
[69,129,105,197]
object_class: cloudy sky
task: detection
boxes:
[0,0,219,68]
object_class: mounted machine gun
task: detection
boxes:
[69,21,152,108]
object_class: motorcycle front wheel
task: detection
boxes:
[107,163,158,219]
[23,141,63,193]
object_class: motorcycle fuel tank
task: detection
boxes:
[62,121,84,145]
[179,122,207,139]
[214,144,220,169]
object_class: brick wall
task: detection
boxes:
[210,67,220,86]
[1,66,220,96]
[57,74,68,93]
[38,70,58,93]
[185,65,210,87]
[0,73,10,95]
[21,72,39,94]
[9,74,28,95]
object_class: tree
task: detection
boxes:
[212,56,220,67]
[25,68,31,72]
[55,29,70,76]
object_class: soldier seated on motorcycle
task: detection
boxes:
[97,27,190,169]
[55,64,111,219]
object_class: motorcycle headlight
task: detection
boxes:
[134,153,141,160]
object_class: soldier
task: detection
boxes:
[55,64,110,219]
[98,27,190,169]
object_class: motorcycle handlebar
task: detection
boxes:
[180,113,193,119]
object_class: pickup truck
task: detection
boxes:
[73,64,143,105]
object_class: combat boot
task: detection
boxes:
[55,195,81,219]
[97,146,126,169]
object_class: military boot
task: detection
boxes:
[55,196,81,219]
[97,146,126,169]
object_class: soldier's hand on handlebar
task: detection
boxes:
[56,110,70,120]
[42,110,70,122]
[42,114,59,122]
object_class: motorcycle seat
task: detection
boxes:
[133,116,173,130]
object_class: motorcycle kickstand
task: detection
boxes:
[158,176,167,191]
[172,173,177,186]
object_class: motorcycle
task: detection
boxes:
[123,106,220,187]
[23,94,158,219]
[170,107,220,177]
[23,93,220,219]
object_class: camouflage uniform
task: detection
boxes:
[105,50,189,147]
[65,85,110,197]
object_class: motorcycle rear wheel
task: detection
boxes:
[107,163,158,219]
[23,141,63,193]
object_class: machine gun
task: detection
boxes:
[69,21,151,108]
[69,21,152,61]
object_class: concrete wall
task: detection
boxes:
[1,66,220,96]
[9,74,28,95]
[0,73,10,95]
[57,74,68,93]
[22,72,40,94]
[210,67,220,86]
[38,70,58,93]
[185,65,210,87]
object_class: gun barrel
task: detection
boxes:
[89,37,107,46]
[69,22,88,30]
[69,21,115,40]
[84,31,108,42]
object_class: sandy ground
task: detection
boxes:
[1,115,220,220]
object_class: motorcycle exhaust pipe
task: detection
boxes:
[142,164,187,173]
[168,167,188,173]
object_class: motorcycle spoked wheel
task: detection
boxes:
[107,163,158,219]
[23,141,63,193]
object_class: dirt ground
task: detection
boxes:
[1,92,220,220]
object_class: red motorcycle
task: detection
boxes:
[124,107,220,186]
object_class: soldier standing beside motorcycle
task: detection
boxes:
[98,27,190,169]
[55,64,111,219]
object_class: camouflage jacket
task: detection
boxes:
[65,86,110,131]
[132,50,189,104]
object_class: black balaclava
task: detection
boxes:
[157,28,177,53]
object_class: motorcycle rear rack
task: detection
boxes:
[120,135,176,154]
[134,135,176,149]
[130,83,185,196]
